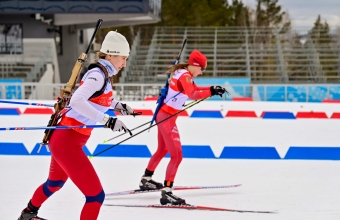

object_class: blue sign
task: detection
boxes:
[194,78,250,100]
[255,85,336,102]
[0,79,23,99]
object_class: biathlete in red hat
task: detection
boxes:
[139,50,227,205]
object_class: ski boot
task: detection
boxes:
[139,176,163,190]
[160,187,186,205]
[17,209,47,220]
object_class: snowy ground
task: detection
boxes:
[1,156,340,220]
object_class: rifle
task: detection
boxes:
[40,19,103,147]
[149,38,187,128]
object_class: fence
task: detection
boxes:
[121,26,340,84]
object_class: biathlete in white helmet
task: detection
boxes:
[139,50,227,205]
[18,31,135,220]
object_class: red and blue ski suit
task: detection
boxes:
[146,69,212,186]
[28,60,119,220]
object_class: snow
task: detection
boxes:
[2,100,340,219]
[1,156,340,219]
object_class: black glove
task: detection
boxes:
[210,86,226,97]
[105,117,132,136]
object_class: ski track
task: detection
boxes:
[1,157,340,220]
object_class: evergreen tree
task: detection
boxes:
[240,0,291,81]
[308,15,336,81]
[229,0,250,27]
[256,0,285,27]
[309,15,331,45]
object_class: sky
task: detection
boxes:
[239,0,340,27]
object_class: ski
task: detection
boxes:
[105,184,242,197]
[103,203,276,214]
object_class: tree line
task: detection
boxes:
[97,0,291,42]
[95,0,338,82]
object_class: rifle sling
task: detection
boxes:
[87,62,113,99]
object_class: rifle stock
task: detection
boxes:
[41,19,103,146]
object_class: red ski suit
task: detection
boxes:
[146,70,212,183]
[27,61,117,220]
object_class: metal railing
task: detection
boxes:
[121,26,340,84]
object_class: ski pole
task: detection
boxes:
[0,99,142,116]
[103,121,150,143]
[0,125,105,131]
[103,99,204,143]
[0,100,55,107]
[89,97,208,159]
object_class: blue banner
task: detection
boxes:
[194,78,250,100]
[0,79,23,99]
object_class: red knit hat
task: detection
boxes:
[188,50,207,68]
